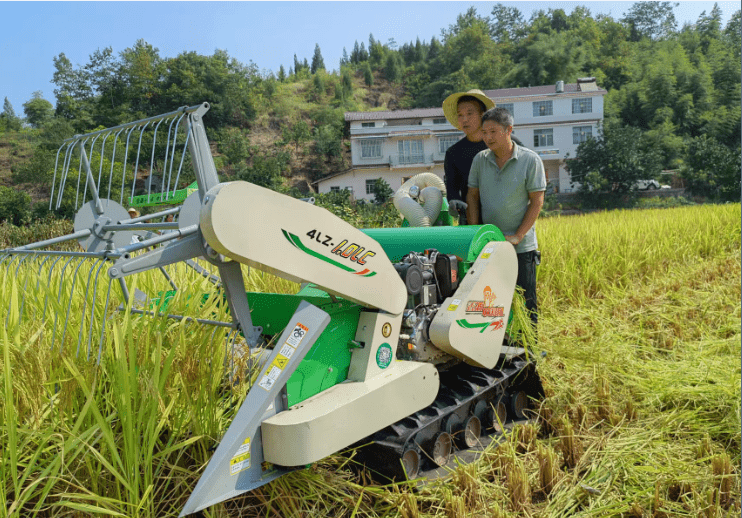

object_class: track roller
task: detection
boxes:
[457,415,481,448]
[401,448,421,479]
[509,390,528,420]
[425,431,452,467]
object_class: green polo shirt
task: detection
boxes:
[468,143,546,253]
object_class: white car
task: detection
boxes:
[635,179,660,190]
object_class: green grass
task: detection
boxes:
[1,203,740,517]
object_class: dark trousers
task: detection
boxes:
[516,251,540,326]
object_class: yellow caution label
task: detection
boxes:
[230,438,251,475]
[447,298,462,311]
[267,353,289,372]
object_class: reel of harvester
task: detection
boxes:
[1,103,249,365]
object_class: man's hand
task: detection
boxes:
[448,199,468,216]
[505,234,522,246]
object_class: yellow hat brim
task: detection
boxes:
[442,89,495,130]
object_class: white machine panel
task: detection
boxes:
[200,181,406,315]
[428,241,518,369]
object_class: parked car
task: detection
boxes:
[634,179,660,190]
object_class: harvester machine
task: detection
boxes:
[1,103,543,515]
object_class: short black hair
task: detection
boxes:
[457,95,486,113]
[481,107,514,128]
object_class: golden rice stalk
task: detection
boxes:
[697,433,714,460]
[513,422,538,454]
[711,452,734,510]
[504,456,531,512]
[559,418,582,470]
[398,491,419,518]
[536,443,559,495]
[442,487,467,518]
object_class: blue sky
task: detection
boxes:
[0,1,738,112]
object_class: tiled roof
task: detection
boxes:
[345,81,606,121]
[484,81,606,99]
[345,107,444,121]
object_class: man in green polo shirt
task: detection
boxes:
[466,107,546,325]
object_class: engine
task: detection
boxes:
[393,249,460,365]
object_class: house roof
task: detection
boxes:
[485,79,606,99]
[345,107,444,122]
[345,80,606,122]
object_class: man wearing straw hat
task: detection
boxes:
[442,89,522,223]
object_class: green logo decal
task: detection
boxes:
[282,230,376,276]
[376,343,393,369]
[456,319,504,333]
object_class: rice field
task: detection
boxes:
[1,203,740,517]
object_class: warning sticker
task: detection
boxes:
[279,343,296,359]
[230,438,251,475]
[258,375,275,391]
[263,354,289,375]
[235,437,251,457]
[448,299,462,311]
[480,247,494,259]
[285,322,309,348]
[230,452,251,475]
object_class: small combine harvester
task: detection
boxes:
[1,103,543,515]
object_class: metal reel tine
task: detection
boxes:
[85,260,109,362]
[50,256,78,353]
[17,253,43,331]
[96,276,115,365]
[41,256,65,325]
[59,257,89,357]
[5,254,29,330]
[77,258,102,358]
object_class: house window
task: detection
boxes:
[361,122,375,128]
[499,103,514,116]
[433,118,447,124]
[366,179,379,195]
[573,126,592,144]
[533,129,553,148]
[533,101,553,117]
[360,138,383,159]
[438,136,459,154]
[572,98,592,114]
[398,139,424,164]
[330,186,340,192]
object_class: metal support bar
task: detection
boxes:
[103,222,179,232]
[110,224,198,258]
[110,232,204,278]
[79,145,104,216]
[216,261,262,347]
[10,229,92,251]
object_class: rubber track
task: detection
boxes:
[357,353,543,478]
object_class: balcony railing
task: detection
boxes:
[389,153,435,167]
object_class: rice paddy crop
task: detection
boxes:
[1,203,739,517]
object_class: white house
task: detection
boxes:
[315,78,606,199]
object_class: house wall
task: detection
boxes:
[317,165,445,201]
[323,84,606,196]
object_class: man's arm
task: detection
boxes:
[505,190,545,245]
[466,187,480,225]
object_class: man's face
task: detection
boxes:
[456,100,484,137]
[481,119,512,152]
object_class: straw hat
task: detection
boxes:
[442,89,495,130]
[127,207,140,218]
